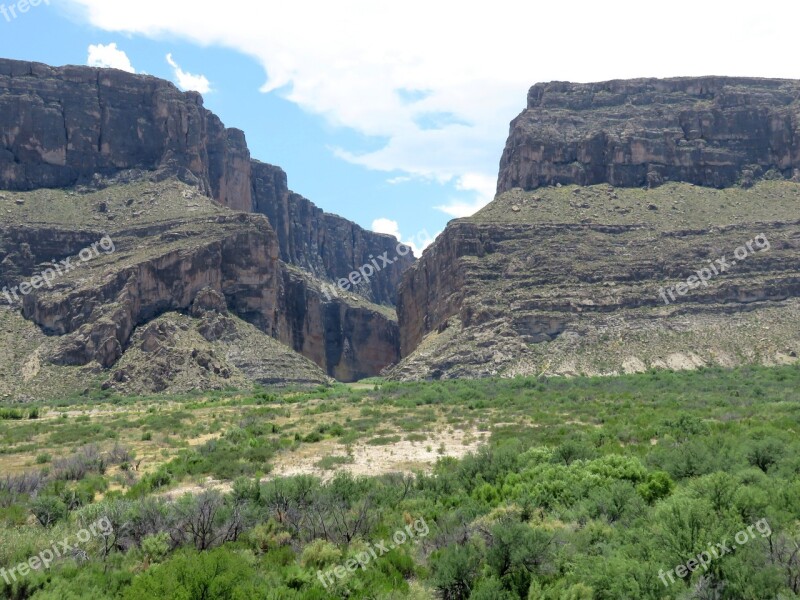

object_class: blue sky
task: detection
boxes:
[2,1,799,251]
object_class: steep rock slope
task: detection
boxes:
[0,177,395,392]
[396,77,800,380]
[0,59,413,307]
[498,77,800,193]
[0,58,410,386]
[251,161,413,305]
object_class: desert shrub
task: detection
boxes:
[637,471,675,504]
[30,495,67,527]
[141,532,171,564]
[746,437,785,472]
[123,547,261,599]
[301,538,342,569]
[430,543,481,600]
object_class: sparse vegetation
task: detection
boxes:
[1,364,799,598]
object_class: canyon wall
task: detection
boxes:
[497,77,800,194]
[0,58,408,383]
[397,77,800,380]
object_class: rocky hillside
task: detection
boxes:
[251,161,412,305]
[0,58,412,394]
[0,178,333,398]
[395,77,800,380]
[498,77,800,193]
[0,176,403,395]
[0,58,412,305]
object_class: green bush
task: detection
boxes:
[300,539,342,570]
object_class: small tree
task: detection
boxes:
[31,496,67,527]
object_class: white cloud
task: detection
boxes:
[372,218,403,240]
[68,1,800,207]
[435,197,489,219]
[372,218,436,256]
[86,43,135,73]
[434,172,498,217]
[166,53,211,94]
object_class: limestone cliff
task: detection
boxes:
[0,58,253,211]
[0,57,410,388]
[0,58,413,308]
[251,161,413,305]
[498,77,800,193]
[396,77,800,380]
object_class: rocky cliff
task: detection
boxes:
[0,58,253,211]
[498,77,800,194]
[251,161,413,305]
[0,58,409,391]
[396,77,800,380]
[0,179,401,396]
[0,58,413,308]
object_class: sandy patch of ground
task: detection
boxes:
[157,427,488,497]
[652,352,706,371]
[160,477,232,499]
[272,427,486,481]
[21,350,42,382]
[0,453,40,474]
[622,357,647,374]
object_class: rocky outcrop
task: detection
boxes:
[0,59,413,308]
[251,161,413,305]
[396,223,473,356]
[0,58,252,211]
[0,57,412,385]
[23,214,280,369]
[395,182,800,379]
[276,267,400,381]
[498,77,800,194]
[0,179,400,383]
[397,76,800,380]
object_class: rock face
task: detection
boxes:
[0,59,413,307]
[277,268,401,381]
[498,77,800,194]
[0,58,412,385]
[0,58,253,211]
[396,182,800,379]
[251,161,413,305]
[0,179,400,385]
[396,77,800,380]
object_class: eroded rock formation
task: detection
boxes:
[396,77,800,380]
[498,77,800,194]
[0,58,253,211]
[251,161,413,305]
[0,58,411,386]
[0,180,400,385]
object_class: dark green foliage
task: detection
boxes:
[2,364,800,599]
[30,495,67,527]
[123,548,262,599]
[431,543,481,600]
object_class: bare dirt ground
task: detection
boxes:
[272,427,486,481]
[160,427,487,498]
